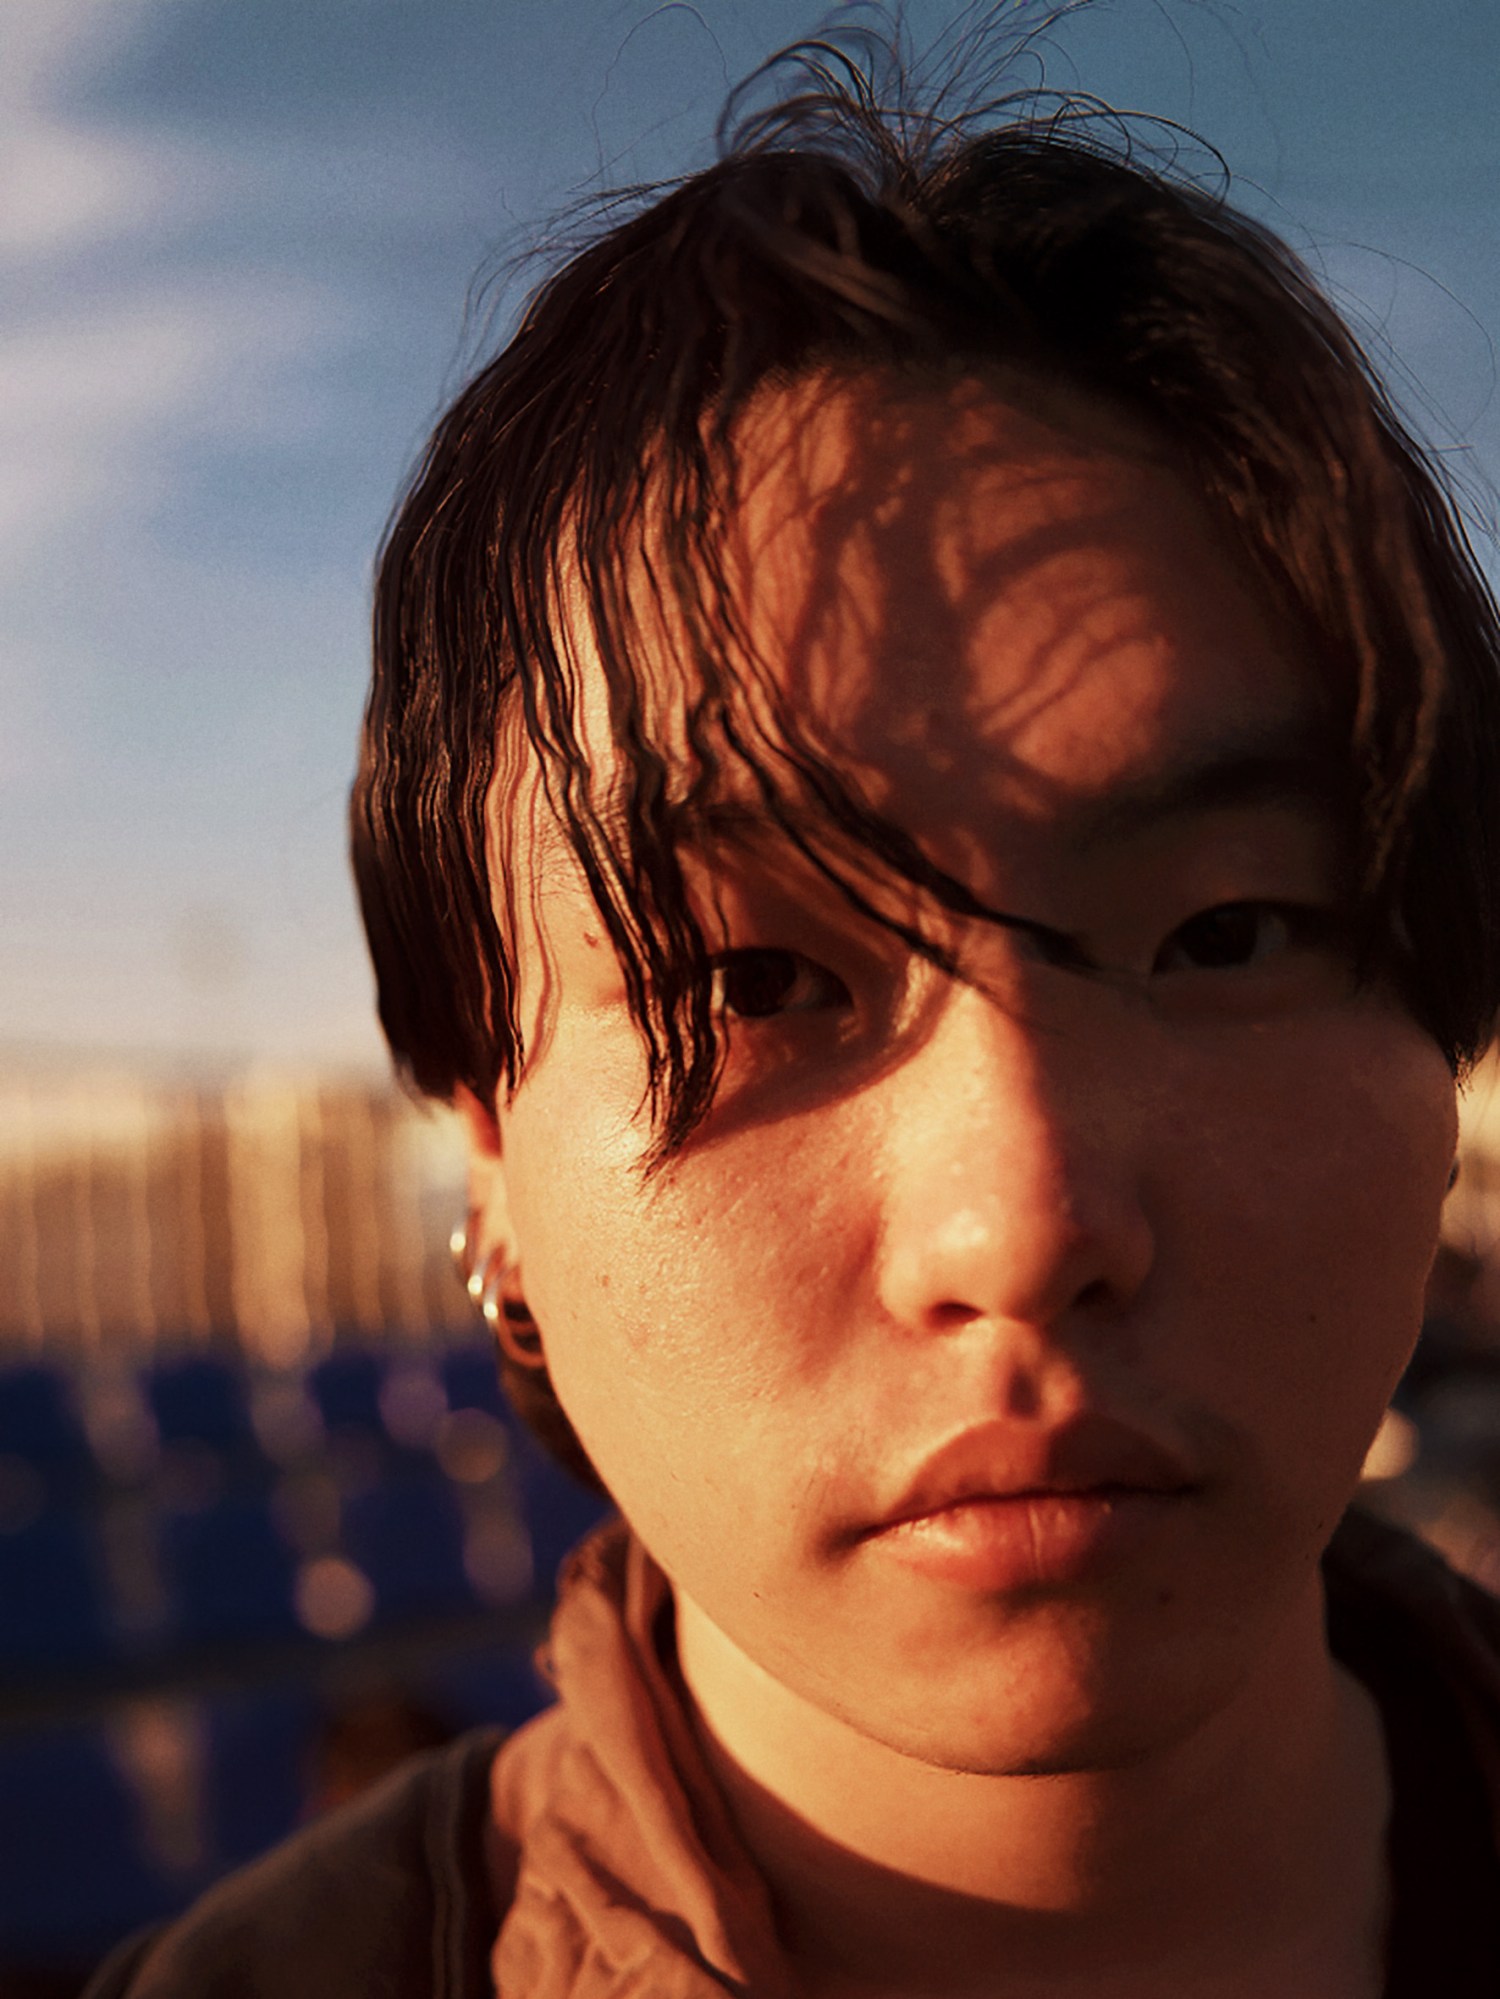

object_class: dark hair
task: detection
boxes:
[352,29,1500,1480]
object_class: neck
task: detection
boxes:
[675,1581,1390,1998]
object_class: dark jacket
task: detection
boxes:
[86,1728,503,1999]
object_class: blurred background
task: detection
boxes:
[3,0,1499,1989]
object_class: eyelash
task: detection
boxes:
[709,947,852,1020]
[1150,900,1331,976]
[708,902,1338,1022]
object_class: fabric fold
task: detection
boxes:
[491,1523,795,1997]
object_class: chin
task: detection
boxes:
[832,1614,1246,1778]
[871,1698,1188,1780]
[936,1711,1196,1779]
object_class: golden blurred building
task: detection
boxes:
[0,1059,470,1364]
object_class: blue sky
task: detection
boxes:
[3,0,1496,1076]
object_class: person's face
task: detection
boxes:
[470,373,1457,1774]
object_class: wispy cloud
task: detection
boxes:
[0,115,177,256]
[0,0,195,255]
[0,276,340,576]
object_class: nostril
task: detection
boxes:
[929,1300,981,1332]
[1004,1373,1043,1418]
[1075,1277,1117,1314]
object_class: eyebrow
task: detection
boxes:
[663,723,1347,855]
[1061,725,1348,853]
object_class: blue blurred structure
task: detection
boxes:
[0,1727,175,1963]
[0,1504,114,1671]
[144,1357,256,1458]
[0,1336,611,1988]
[157,1490,302,1647]
[342,1465,473,1621]
[0,1365,95,1490]
[306,1348,386,1437]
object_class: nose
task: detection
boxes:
[875,975,1156,1343]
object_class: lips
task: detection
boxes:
[865,1412,1198,1534]
[848,1413,1200,1591]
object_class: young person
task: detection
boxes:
[92,28,1500,1999]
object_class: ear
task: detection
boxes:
[454,1081,515,1259]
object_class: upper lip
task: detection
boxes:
[857,1414,1199,1540]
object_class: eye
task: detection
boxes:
[1152,902,1298,974]
[710,947,852,1020]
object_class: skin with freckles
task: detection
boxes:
[464,374,1458,1995]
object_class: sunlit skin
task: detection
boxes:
[465,375,1459,1997]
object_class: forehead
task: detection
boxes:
[525,369,1323,889]
[727,372,1312,802]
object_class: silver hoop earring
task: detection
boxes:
[450,1212,547,1369]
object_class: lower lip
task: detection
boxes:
[867,1489,1187,1592]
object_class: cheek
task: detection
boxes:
[1168,1008,1455,1474]
[502,1076,857,1459]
